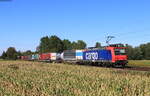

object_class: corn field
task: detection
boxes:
[0,60,150,96]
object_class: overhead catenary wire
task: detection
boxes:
[95,31,150,40]
[90,31,150,46]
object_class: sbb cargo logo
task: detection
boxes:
[85,52,98,60]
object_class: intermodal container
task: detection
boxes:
[50,53,61,61]
[39,53,51,60]
[50,53,57,60]
[21,56,25,60]
[35,54,39,60]
[31,55,34,60]
[27,55,32,60]
[83,49,112,61]
[63,50,76,61]
[76,50,84,60]
[31,54,39,60]
[21,56,29,60]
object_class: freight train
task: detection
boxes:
[20,44,128,67]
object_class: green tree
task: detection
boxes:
[23,50,32,55]
[126,44,134,60]
[39,35,64,53]
[140,44,146,59]
[95,42,101,48]
[76,40,86,49]
[71,40,86,50]
[1,51,7,59]
[126,44,143,60]
[49,35,64,52]
[132,47,143,60]
[39,36,50,53]
[71,41,78,49]
[63,39,72,50]
[139,43,150,60]
[6,47,18,60]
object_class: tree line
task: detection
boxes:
[0,48,35,60]
[126,43,150,60]
[37,35,87,53]
[0,35,101,60]
[1,47,20,60]
[1,35,150,60]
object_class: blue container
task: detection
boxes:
[76,52,83,56]
[76,50,83,60]
[83,50,112,61]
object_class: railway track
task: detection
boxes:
[115,66,150,71]
[76,63,150,71]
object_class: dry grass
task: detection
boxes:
[128,60,150,67]
[0,60,150,96]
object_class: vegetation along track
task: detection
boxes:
[113,66,150,72]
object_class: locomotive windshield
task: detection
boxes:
[114,48,126,55]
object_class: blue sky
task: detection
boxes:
[0,0,150,54]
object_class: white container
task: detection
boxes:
[51,53,57,60]
[51,53,61,61]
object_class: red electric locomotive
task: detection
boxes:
[106,44,128,67]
